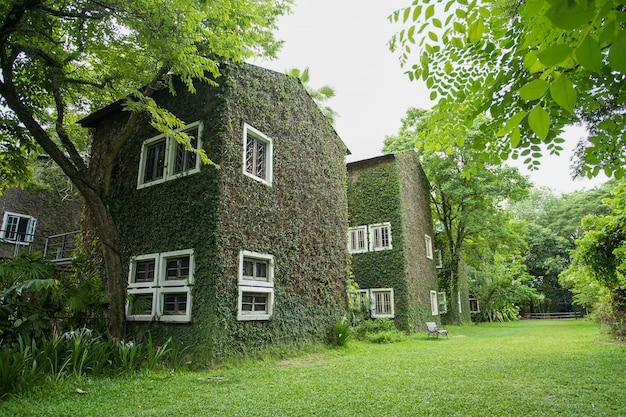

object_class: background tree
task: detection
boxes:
[561,180,626,335]
[285,67,338,124]
[0,0,291,339]
[384,108,531,323]
[390,0,626,180]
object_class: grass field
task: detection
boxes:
[1,320,624,416]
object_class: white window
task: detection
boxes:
[458,291,462,314]
[438,291,448,313]
[369,222,392,251]
[430,290,439,316]
[470,298,480,313]
[347,226,368,254]
[435,250,443,268]
[370,288,395,318]
[1,212,37,244]
[126,249,194,322]
[137,121,203,189]
[243,124,273,186]
[425,235,434,259]
[238,251,274,320]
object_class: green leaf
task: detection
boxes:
[428,31,438,42]
[425,5,435,19]
[538,44,572,66]
[496,110,527,137]
[403,7,411,23]
[523,51,544,74]
[528,105,550,141]
[468,18,484,45]
[608,34,626,74]
[519,79,549,101]
[510,126,521,148]
[576,35,603,72]
[413,5,423,21]
[545,2,595,30]
[550,74,577,113]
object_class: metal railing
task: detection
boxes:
[43,231,80,264]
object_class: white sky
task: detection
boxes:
[253,0,608,194]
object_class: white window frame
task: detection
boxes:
[435,250,443,268]
[425,235,434,260]
[369,222,392,251]
[370,288,395,319]
[430,290,439,316]
[238,250,275,321]
[347,226,368,254]
[242,123,273,186]
[438,291,448,314]
[1,212,37,244]
[470,298,480,313]
[126,249,194,322]
[458,291,462,314]
[137,121,203,189]
[237,286,274,321]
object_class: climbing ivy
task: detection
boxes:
[109,63,348,362]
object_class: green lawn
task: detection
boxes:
[1,320,624,416]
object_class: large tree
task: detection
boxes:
[390,0,626,180]
[0,0,291,338]
[384,108,531,323]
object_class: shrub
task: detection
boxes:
[332,318,351,346]
[353,318,405,343]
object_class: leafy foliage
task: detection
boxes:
[0,0,292,338]
[390,0,626,179]
[285,67,338,124]
[561,180,626,335]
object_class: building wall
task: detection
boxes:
[102,63,347,361]
[0,186,81,259]
[347,153,439,331]
[395,151,439,331]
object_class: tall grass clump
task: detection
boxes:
[353,318,406,343]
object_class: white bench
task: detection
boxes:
[425,321,448,338]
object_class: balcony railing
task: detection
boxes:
[43,231,80,264]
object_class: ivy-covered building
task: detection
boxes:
[0,184,81,261]
[80,63,349,360]
[347,152,440,332]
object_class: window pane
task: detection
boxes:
[144,140,166,183]
[243,260,254,277]
[241,292,268,314]
[135,260,156,283]
[245,134,266,180]
[131,294,153,315]
[163,293,187,315]
[173,134,198,174]
[166,256,190,280]
[243,258,269,281]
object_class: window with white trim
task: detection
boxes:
[370,288,395,318]
[238,251,274,320]
[435,250,443,268]
[470,298,480,313]
[243,124,273,186]
[458,291,462,314]
[438,291,448,313]
[425,235,434,259]
[430,290,439,316]
[347,226,368,254]
[137,121,203,189]
[369,222,392,251]
[1,212,37,244]
[126,249,194,322]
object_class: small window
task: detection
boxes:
[425,235,434,260]
[137,121,203,189]
[126,249,194,322]
[243,124,273,186]
[238,250,275,321]
[347,226,368,254]
[369,223,392,251]
[438,291,448,313]
[470,298,480,313]
[430,290,439,316]
[238,286,274,321]
[458,291,462,314]
[370,288,395,318]
[1,212,37,244]
[435,250,443,268]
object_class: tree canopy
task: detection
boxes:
[0,0,291,338]
[390,0,626,180]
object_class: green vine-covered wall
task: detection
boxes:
[347,153,439,332]
[100,62,348,362]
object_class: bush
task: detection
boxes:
[353,318,405,343]
[332,318,351,346]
